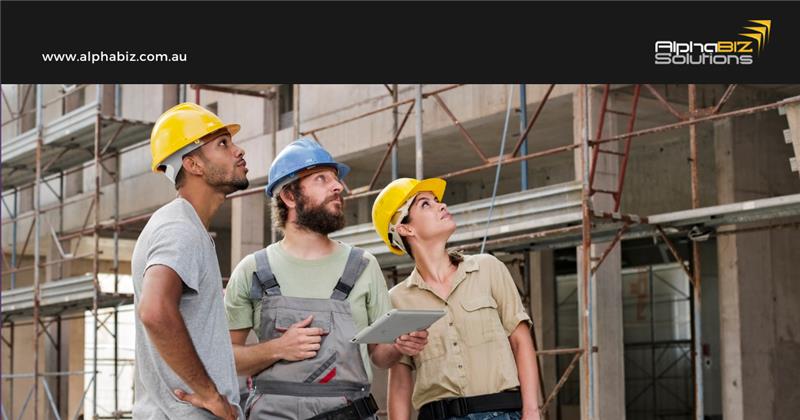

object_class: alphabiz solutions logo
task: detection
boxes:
[655,20,771,65]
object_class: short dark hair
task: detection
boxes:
[271,180,302,231]
[174,167,187,190]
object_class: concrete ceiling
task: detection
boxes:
[341,93,575,188]
[339,85,693,192]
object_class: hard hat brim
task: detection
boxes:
[266,162,351,198]
[406,178,446,203]
[224,124,241,137]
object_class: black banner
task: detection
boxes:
[2,1,798,83]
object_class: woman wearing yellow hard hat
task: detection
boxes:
[372,178,542,420]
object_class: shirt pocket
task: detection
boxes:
[460,296,503,345]
[267,308,337,382]
[274,307,332,335]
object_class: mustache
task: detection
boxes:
[323,194,343,205]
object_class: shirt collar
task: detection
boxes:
[406,254,480,292]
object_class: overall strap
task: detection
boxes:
[250,248,282,299]
[330,247,369,301]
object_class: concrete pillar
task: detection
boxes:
[20,84,37,133]
[231,194,265,269]
[64,85,85,113]
[100,85,116,114]
[714,108,800,420]
[263,91,278,134]
[573,86,626,420]
[357,197,369,225]
[66,316,85,420]
[530,250,557,419]
[162,84,179,110]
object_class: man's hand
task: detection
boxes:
[393,330,429,356]
[174,389,238,420]
[277,315,324,361]
[229,315,324,376]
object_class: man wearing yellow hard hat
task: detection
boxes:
[224,138,428,419]
[132,103,249,419]
[372,178,542,420]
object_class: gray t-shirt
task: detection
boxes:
[131,198,241,419]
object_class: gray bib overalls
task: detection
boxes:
[244,247,378,420]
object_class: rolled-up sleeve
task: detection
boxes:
[488,257,532,336]
[225,254,257,331]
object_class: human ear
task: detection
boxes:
[279,188,297,209]
[182,155,204,177]
[396,224,414,238]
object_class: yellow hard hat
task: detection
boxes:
[371,177,446,255]
[149,102,241,179]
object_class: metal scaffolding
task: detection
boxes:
[2,84,152,420]
[4,83,800,420]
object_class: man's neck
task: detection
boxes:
[177,183,226,230]
[280,223,338,260]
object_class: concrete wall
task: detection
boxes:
[714,98,800,420]
[619,121,718,214]
[119,84,166,122]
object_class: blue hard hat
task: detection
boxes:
[266,138,351,197]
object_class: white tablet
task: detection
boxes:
[350,309,446,344]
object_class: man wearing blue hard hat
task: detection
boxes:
[224,138,429,419]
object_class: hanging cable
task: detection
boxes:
[480,84,516,254]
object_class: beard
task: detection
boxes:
[204,163,249,194]
[294,192,346,235]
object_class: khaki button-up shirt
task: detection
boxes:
[388,253,532,410]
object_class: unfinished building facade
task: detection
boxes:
[3,83,800,420]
